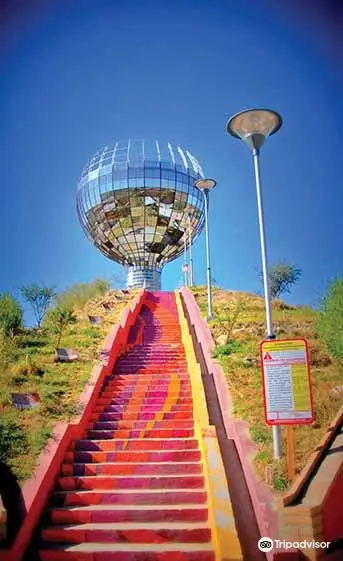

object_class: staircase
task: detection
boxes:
[37,292,215,561]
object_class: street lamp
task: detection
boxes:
[188,213,193,287]
[226,108,282,459]
[183,229,188,287]
[194,178,216,320]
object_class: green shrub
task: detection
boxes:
[255,450,269,462]
[273,464,288,491]
[212,340,242,358]
[0,293,23,336]
[0,330,17,367]
[41,385,78,417]
[45,306,77,346]
[317,278,343,367]
[11,356,44,382]
[250,426,270,444]
[0,417,28,462]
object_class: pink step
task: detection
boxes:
[82,419,195,430]
[89,408,194,420]
[57,474,205,491]
[39,544,215,561]
[42,522,211,544]
[101,389,192,398]
[51,489,207,507]
[63,450,201,466]
[85,427,194,439]
[95,413,185,422]
[49,504,208,524]
[108,374,190,380]
[100,389,191,397]
[72,439,198,452]
[61,462,202,477]
[95,399,193,405]
[104,382,192,392]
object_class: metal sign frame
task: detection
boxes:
[260,337,314,426]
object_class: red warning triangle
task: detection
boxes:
[264,352,272,360]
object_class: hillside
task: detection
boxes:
[1,283,341,492]
[0,288,136,482]
[191,286,343,491]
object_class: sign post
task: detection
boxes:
[260,338,314,478]
[286,425,296,481]
[260,338,314,425]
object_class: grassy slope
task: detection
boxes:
[0,291,136,482]
[191,286,342,491]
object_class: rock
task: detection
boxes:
[231,327,247,334]
[330,386,343,398]
[243,356,260,367]
[216,334,228,346]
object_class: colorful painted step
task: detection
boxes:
[39,542,215,561]
[60,462,203,477]
[47,504,209,524]
[50,489,208,507]
[34,292,214,560]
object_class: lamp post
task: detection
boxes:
[188,213,193,287]
[194,178,216,321]
[226,108,283,459]
[183,230,188,287]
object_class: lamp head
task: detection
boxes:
[226,108,282,150]
[194,178,217,192]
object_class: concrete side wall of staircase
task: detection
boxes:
[2,289,147,561]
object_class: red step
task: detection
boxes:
[63,449,201,464]
[70,438,198,451]
[85,427,195,438]
[39,543,215,561]
[48,504,208,524]
[82,419,195,430]
[51,489,208,507]
[57,474,205,491]
[42,522,211,544]
[61,462,202,477]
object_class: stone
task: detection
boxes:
[243,356,259,367]
[216,334,228,346]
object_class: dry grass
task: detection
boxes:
[191,286,343,492]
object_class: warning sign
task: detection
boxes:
[260,338,314,426]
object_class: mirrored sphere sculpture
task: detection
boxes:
[76,140,206,289]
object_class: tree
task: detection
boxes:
[45,306,77,347]
[317,278,343,366]
[0,294,23,336]
[20,284,56,328]
[259,263,301,299]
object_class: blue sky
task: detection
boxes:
[1,0,342,324]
